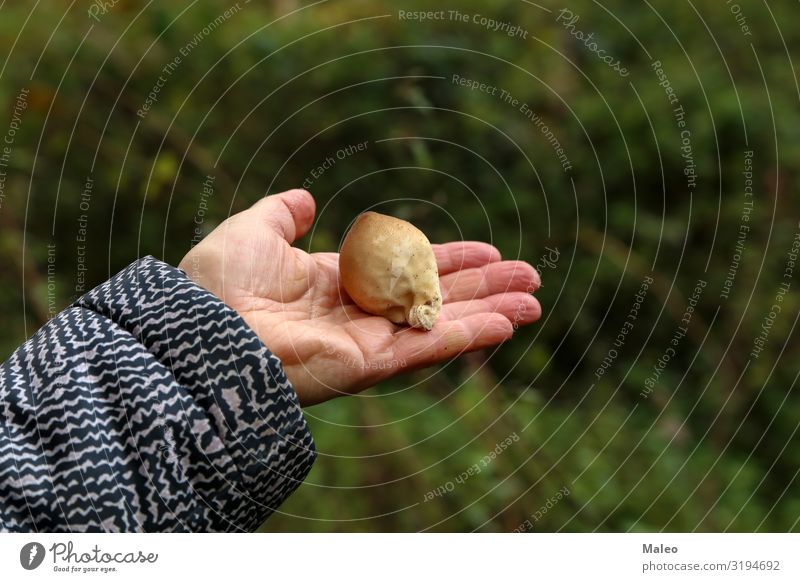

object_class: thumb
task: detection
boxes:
[252,189,316,243]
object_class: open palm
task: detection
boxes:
[179,190,541,406]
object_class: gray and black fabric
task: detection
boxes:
[0,257,316,532]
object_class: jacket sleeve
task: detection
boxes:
[0,256,316,532]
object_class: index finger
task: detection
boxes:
[432,241,502,276]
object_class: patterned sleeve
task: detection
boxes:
[0,256,316,532]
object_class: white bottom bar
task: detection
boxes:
[2,533,797,581]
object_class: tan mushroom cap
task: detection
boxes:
[339,211,442,331]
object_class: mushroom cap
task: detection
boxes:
[339,211,442,330]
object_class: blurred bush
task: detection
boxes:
[0,0,798,531]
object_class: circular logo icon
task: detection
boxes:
[20,542,46,570]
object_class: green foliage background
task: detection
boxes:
[1,0,798,531]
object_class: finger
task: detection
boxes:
[317,242,502,275]
[392,313,513,369]
[440,260,540,303]
[441,292,541,326]
[432,241,502,276]
[252,189,316,243]
[312,252,339,268]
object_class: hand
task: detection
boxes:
[179,189,542,406]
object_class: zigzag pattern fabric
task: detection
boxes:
[0,257,316,532]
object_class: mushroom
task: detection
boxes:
[339,211,442,331]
